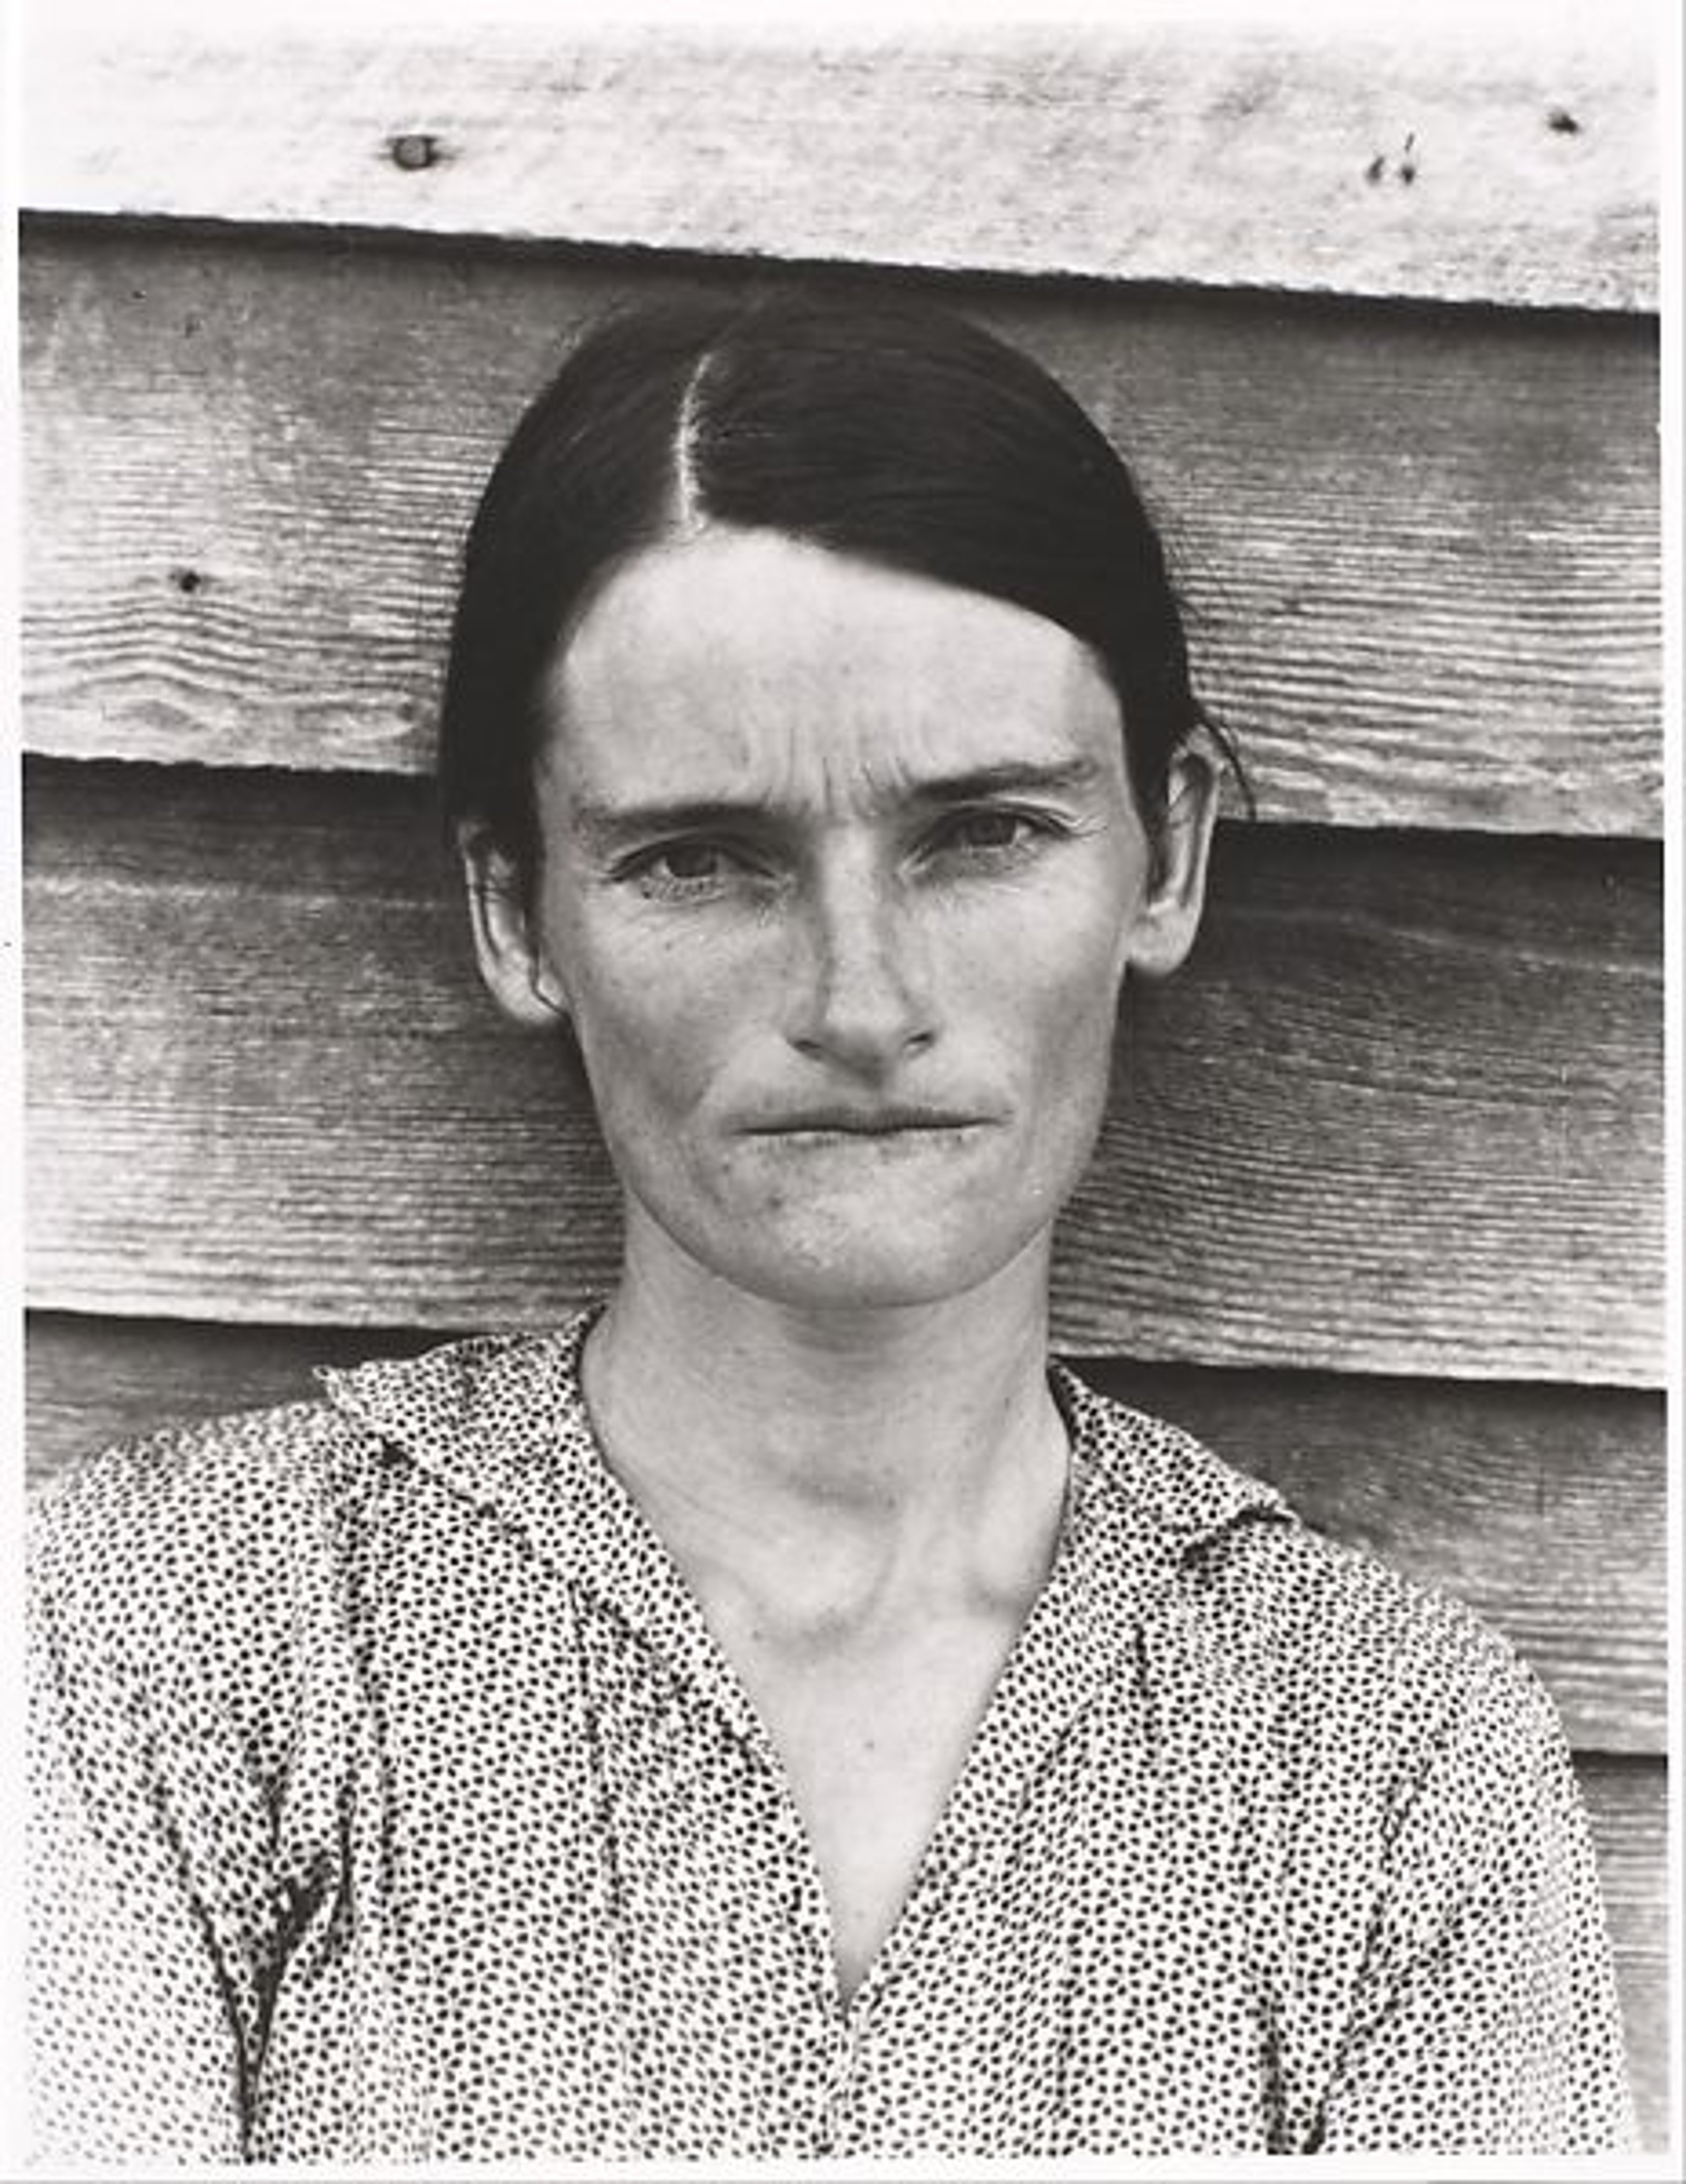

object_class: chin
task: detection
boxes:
[722,1217,1044,1316]
[622,1146,1076,1315]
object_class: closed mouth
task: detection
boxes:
[748,1109,989,1137]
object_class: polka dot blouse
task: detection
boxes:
[27,1310,1636,2162]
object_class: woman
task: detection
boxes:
[27,294,1635,2161]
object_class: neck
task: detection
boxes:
[580,1222,1071,1639]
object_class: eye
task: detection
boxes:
[619,837,759,901]
[925,807,1058,863]
[652,841,727,882]
[949,810,1030,850]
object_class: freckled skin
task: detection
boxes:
[521,528,1164,1314]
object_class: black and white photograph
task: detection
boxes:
[11,0,1677,2169]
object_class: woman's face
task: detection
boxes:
[471,528,1212,1314]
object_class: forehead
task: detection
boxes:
[538,528,1126,810]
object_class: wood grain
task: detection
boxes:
[25,1315,1664,1755]
[20,229,1661,834]
[24,762,1663,1383]
[1578,1759,1671,2152]
[19,12,1658,310]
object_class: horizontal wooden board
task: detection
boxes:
[20,1315,1670,2146]
[19,11,1658,310]
[25,1315,1664,1755]
[19,229,1661,834]
[1578,1760,1672,2152]
[23,762,1663,1382]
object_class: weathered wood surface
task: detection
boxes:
[21,1314,1669,2147]
[20,229,1661,834]
[1577,1759,1671,2152]
[24,763,1663,1382]
[25,1315,1664,1755]
[19,12,1658,310]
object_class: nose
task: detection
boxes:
[786,847,936,1076]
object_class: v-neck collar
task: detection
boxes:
[319,1308,1291,1764]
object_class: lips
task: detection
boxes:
[745,1105,991,1137]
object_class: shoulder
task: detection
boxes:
[1057,1366,1558,1784]
[32,1386,382,1610]
[29,1394,383,1749]
[30,1324,559,1555]
[28,1327,583,1815]
[28,1323,585,1636]
[1199,1509,1555,1782]
[27,1334,530,1698]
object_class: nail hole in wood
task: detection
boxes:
[389,131,442,172]
[171,568,203,595]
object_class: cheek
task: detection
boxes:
[964,895,1133,1183]
[968,879,1132,1056]
[1025,962,1126,1140]
[551,912,740,1125]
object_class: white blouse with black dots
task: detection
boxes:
[27,1310,1636,2162]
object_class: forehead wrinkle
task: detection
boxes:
[562,756,1116,863]
[539,529,1130,828]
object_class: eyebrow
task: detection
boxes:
[567,759,1109,850]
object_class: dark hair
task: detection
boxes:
[438,291,1237,891]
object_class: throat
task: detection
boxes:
[585,1228,1071,1552]
[580,1295,1075,1637]
[575,1277,1076,1997]
[716,1581,1040,2007]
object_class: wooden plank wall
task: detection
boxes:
[19,8,1670,2152]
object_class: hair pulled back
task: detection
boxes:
[438,291,1231,889]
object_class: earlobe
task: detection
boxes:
[1129,751,1220,980]
[457,822,572,1031]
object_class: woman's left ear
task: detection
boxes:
[1127,750,1221,980]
